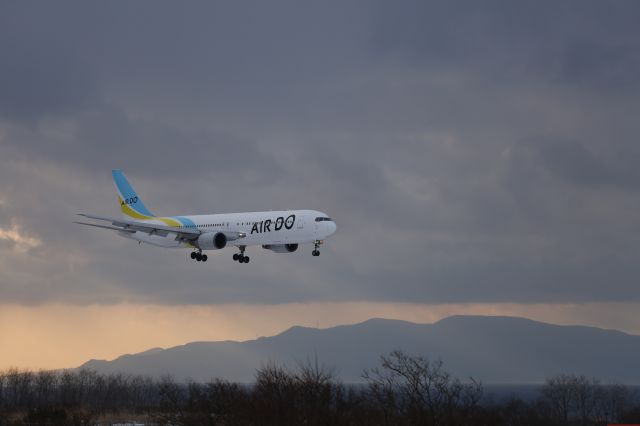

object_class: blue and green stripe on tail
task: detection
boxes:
[112,170,198,228]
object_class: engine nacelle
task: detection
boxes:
[197,232,227,250]
[262,243,298,253]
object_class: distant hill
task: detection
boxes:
[79,315,640,384]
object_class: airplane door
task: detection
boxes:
[297,216,304,229]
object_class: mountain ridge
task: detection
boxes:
[79,315,640,383]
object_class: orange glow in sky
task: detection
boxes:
[2,301,639,371]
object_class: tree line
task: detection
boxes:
[0,350,638,425]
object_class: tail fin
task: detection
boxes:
[112,169,155,220]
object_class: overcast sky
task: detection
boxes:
[2,1,640,369]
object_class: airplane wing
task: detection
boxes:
[74,214,201,242]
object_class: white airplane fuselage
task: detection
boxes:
[120,209,336,249]
[76,170,336,263]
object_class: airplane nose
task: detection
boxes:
[328,221,337,235]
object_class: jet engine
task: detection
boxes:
[197,232,227,250]
[262,244,298,253]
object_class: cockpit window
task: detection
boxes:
[315,217,332,222]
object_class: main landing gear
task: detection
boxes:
[190,250,208,262]
[312,240,322,257]
[233,246,250,264]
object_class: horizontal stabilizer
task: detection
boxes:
[73,221,136,233]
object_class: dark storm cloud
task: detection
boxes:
[1,104,283,183]
[369,1,640,88]
[515,138,640,191]
[0,3,101,122]
[0,45,97,123]
[1,1,640,305]
[561,41,640,89]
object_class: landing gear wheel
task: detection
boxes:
[202,254,208,262]
[312,250,319,256]
[190,252,196,259]
[234,246,247,263]
[196,253,203,262]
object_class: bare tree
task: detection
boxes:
[253,362,297,425]
[251,359,350,426]
[541,374,575,425]
[0,366,637,425]
[596,383,632,424]
[572,376,598,425]
[540,373,635,426]
[154,375,185,425]
[34,370,57,408]
[0,370,5,410]
[4,368,33,410]
[204,378,248,425]
[363,350,483,426]
[293,357,341,425]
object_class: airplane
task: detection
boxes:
[75,170,337,264]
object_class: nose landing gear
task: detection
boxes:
[190,250,208,262]
[233,246,250,264]
[312,240,323,257]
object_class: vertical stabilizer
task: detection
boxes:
[112,169,155,220]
